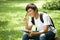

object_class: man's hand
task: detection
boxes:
[28,31,37,37]
[23,17,28,24]
[28,31,41,37]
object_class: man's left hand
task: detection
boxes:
[28,31,36,37]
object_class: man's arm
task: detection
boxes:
[25,23,32,30]
[42,25,48,33]
[23,17,33,30]
[37,25,48,34]
[30,25,48,35]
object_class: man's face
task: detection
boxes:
[27,8,35,17]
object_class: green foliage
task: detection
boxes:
[42,0,60,10]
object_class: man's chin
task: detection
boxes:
[30,15,34,17]
[31,16,34,17]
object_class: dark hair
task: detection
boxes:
[26,3,38,12]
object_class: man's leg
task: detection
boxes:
[22,34,29,40]
[45,31,55,40]
[22,34,39,40]
[29,35,39,40]
[39,34,46,40]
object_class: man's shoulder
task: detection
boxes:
[39,12,49,17]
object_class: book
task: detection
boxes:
[21,30,30,33]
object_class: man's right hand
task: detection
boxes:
[23,16,32,32]
[23,17,28,24]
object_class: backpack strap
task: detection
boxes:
[49,17,55,28]
[31,17,35,25]
[31,13,44,25]
[40,13,44,23]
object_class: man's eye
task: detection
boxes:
[28,11,31,13]
[29,11,31,12]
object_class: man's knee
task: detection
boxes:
[22,34,29,39]
[40,34,46,38]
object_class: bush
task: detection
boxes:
[42,0,60,10]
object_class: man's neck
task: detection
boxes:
[34,12,39,19]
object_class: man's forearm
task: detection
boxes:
[24,22,28,29]
[34,30,48,35]
[24,23,31,30]
[33,32,42,35]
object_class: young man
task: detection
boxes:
[22,3,56,40]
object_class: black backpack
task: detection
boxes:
[31,13,55,31]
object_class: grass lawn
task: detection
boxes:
[0,0,60,40]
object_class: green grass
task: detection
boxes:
[0,0,60,40]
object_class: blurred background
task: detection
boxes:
[0,0,60,40]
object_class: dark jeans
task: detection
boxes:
[22,31,55,40]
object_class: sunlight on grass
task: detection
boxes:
[13,3,28,7]
[13,26,25,30]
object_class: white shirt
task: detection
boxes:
[28,12,56,33]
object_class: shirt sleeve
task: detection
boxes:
[43,14,52,25]
[28,17,33,26]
